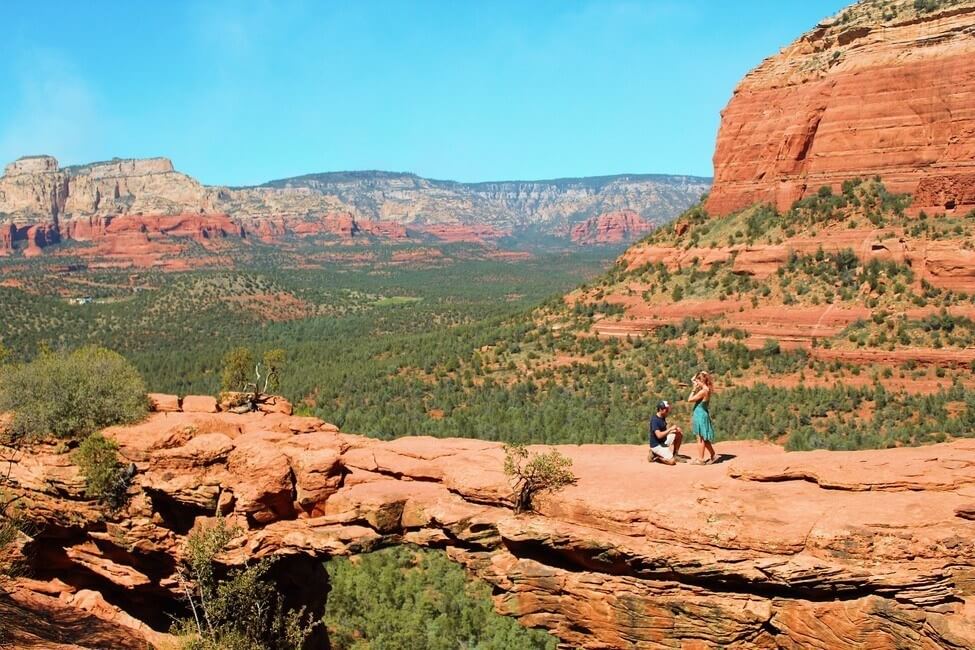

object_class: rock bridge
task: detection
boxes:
[4,401,975,649]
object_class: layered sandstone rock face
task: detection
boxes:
[707,0,975,215]
[5,405,974,648]
[0,156,709,259]
[0,156,209,224]
[570,209,655,245]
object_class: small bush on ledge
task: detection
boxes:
[503,443,576,513]
[219,347,288,411]
[74,433,131,510]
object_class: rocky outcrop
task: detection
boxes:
[570,210,655,245]
[0,156,710,258]
[707,1,975,215]
[60,213,243,242]
[0,222,14,256]
[5,408,974,649]
[620,225,975,290]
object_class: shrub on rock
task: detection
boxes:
[75,433,131,509]
[0,346,148,440]
[220,347,254,393]
[503,443,576,513]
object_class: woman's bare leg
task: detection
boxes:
[697,436,706,462]
[704,440,715,462]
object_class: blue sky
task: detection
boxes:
[1,1,846,185]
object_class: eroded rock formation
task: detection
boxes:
[4,403,974,648]
[707,0,975,216]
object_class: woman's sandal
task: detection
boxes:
[703,456,717,465]
[689,459,706,465]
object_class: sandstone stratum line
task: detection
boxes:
[4,402,974,649]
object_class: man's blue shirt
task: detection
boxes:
[649,414,667,447]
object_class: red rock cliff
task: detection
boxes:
[4,405,974,649]
[707,1,975,216]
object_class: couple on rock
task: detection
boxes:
[648,371,716,466]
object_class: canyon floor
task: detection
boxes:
[4,404,974,649]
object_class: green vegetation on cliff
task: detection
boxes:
[325,546,556,650]
[173,519,320,650]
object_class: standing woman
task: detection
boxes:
[688,370,716,464]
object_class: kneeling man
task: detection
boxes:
[649,400,683,465]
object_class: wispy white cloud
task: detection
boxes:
[0,50,104,166]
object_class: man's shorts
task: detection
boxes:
[650,433,677,460]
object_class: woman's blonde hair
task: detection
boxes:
[695,370,713,390]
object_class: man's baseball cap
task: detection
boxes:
[657,400,670,410]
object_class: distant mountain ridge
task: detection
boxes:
[0,155,709,259]
[261,170,703,190]
[0,155,710,229]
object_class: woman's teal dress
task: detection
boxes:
[692,398,715,442]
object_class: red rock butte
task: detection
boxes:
[707,1,975,216]
[5,404,974,649]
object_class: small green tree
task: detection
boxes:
[762,338,782,356]
[220,347,255,393]
[259,349,287,394]
[174,518,319,650]
[75,433,130,509]
[503,444,576,513]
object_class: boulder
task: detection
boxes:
[181,395,218,413]
[147,393,180,412]
[257,395,293,415]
